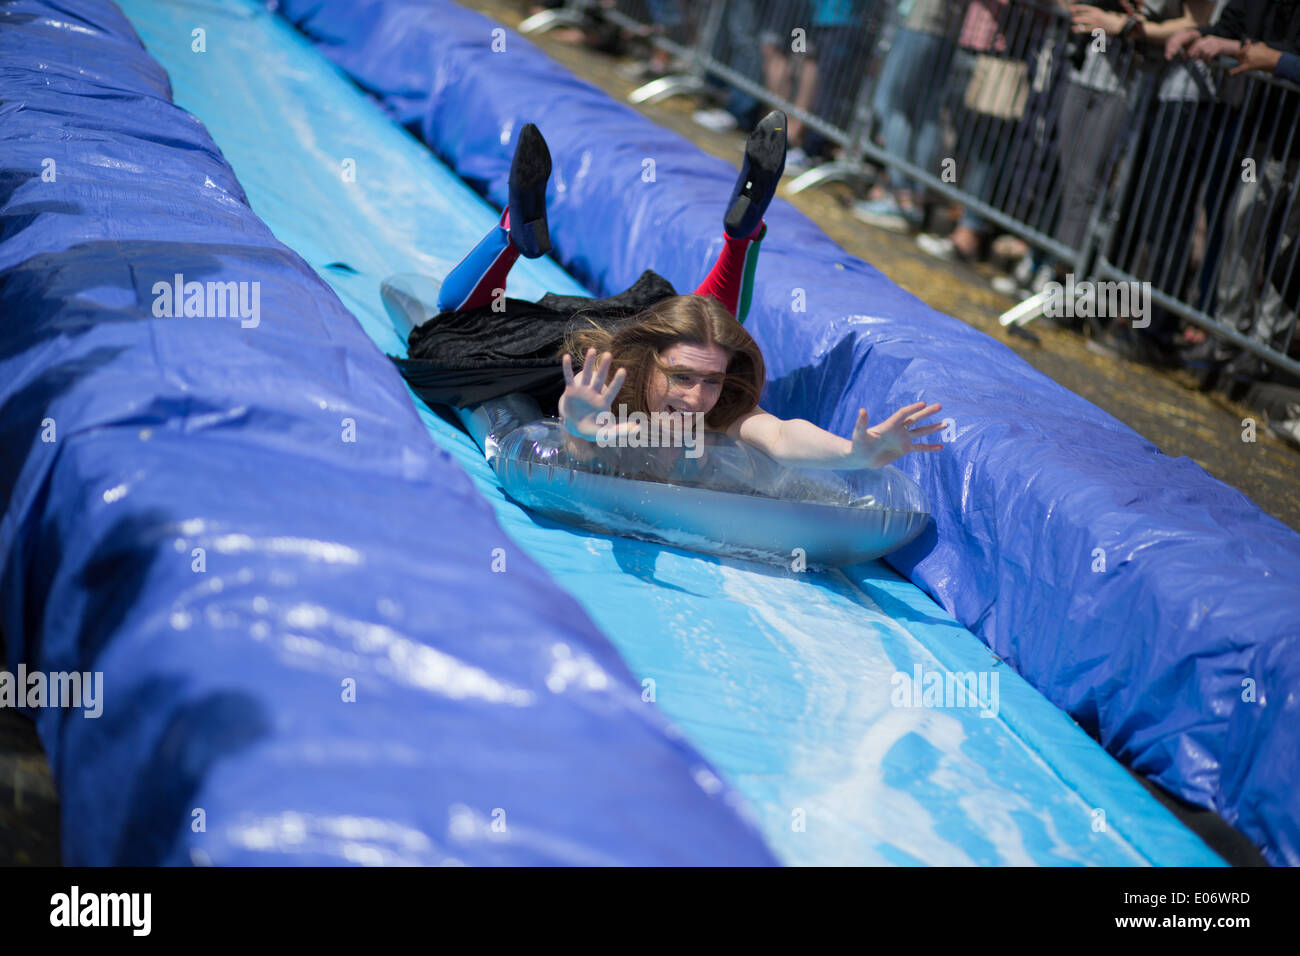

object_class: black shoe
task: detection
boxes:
[508,123,552,258]
[724,110,786,238]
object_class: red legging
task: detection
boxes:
[691,221,765,317]
[443,211,764,318]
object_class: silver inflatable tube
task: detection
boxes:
[458,393,545,467]
[466,396,930,568]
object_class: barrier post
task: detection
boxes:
[518,0,595,35]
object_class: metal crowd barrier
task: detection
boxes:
[1093,63,1300,378]
[517,0,1300,378]
[518,0,596,35]
[608,1,1133,278]
[608,0,728,106]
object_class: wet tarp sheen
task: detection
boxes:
[106,0,1222,864]
[273,0,1300,864]
[0,0,777,865]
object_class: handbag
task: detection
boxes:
[964,53,1029,121]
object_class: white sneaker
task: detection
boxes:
[617,61,660,81]
[991,254,1036,296]
[851,196,921,233]
[1268,402,1300,449]
[916,233,957,261]
[990,274,1022,296]
[1268,418,1300,449]
[692,108,738,132]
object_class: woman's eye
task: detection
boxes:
[672,374,723,386]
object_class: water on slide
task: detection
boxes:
[115,0,1222,865]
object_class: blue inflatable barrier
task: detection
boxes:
[0,0,776,865]
[274,0,1300,863]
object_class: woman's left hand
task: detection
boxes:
[849,402,945,468]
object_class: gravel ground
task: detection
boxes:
[0,708,60,865]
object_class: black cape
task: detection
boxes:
[391,270,677,414]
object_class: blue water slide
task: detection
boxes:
[0,0,776,865]
[268,0,1300,864]
[76,0,1236,864]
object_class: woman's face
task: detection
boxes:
[644,342,730,418]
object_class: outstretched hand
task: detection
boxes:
[559,348,630,441]
[849,402,945,468]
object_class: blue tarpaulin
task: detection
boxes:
[0,0,776,865]
[273,0,1300,865]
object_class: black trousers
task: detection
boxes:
[391,270,676,415]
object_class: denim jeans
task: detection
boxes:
[714,0,762,126]
[871,27,955,195]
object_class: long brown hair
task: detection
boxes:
[558,294,765,429]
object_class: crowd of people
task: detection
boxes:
[527,0,1300,446]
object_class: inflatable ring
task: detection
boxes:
[385,274,930,567]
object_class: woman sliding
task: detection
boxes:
[392,112,944,471]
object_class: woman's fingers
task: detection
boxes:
[905,404,943,426]
[910,442,945,453]
[880,401,926,428]
[567,350,627,413]
[854,409,876,444]
[909,422,947,437]
[601,365,627,401]
[581,350,611,389]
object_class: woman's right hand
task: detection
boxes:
[559,348,629,442]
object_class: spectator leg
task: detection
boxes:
[1054,82,1128,256]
